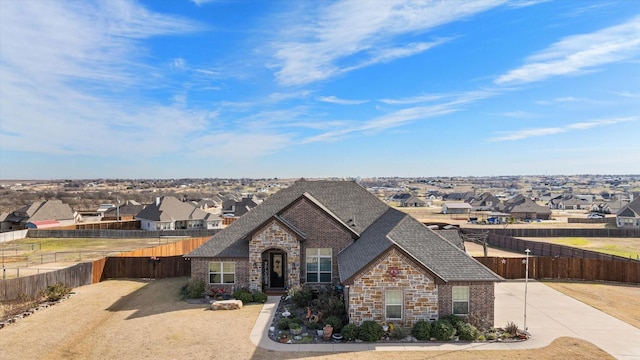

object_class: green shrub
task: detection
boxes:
[232,289,253,304]
[431,319,456,341]
[341,323,358,341]
[306,321,319,330]
[289,316,303,326]
[291,287,313,308]
[486,332,497,341]
[358,321,384,342]
[277,318,291,330]
[457,322,481,341]
[252,292,268,303]
[390,326,410,340]
[443,314,464,327]
[412,320,432,340]
[43,282,72,302]
[504,321,519,336]
[324,315,343,333]
[180,279,205,299]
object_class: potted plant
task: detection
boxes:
[290,323,302,335]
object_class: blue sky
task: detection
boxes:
[1,0,639,180]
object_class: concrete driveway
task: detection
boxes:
[495,280,640,360]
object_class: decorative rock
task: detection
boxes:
[210,299,243,310]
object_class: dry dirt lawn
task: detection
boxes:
[0,278,619,360]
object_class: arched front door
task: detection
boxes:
[264,251,286,290]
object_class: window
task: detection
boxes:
[452,286,469,315]
[306,248,332,283]
[385,290,402,319]
[209,262,235,284]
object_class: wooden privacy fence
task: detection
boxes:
[0,262,93,301]
[482,227,640,238]
[475,256,640,283]
[116,237,209,257]
[27,228,220,239]
[0,237,209,301]
[463,230,639,262]
[98,256,191,281]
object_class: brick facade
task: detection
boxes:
[347,248,439,327]
[280,197,354,286]
[438,281,495,327]
[190,257,250,295]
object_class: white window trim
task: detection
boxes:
[452,286,470,315]
[306,248,332,283]
[209,261,235,284]
[385,290,403,320]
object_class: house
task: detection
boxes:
[221,196,261,217]
[388,193,425,207]
[136,196,221,230]
[497,195,551,220]
[548,195,590,210]
[102,202,146,221]
[186,180,501,327]
[441,202,472,215]
[0,200,75,230]
[616,196,640,228]
[466,192,500,211]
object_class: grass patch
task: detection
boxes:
[555,237,590,246]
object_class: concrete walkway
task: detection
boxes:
[249,281,640,359]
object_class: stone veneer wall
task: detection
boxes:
[437,281,495,328]
[191,257,250,294]
[280,197,354,285]
[249,220,300,290]
[347,248,438,327]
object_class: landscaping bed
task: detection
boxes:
[268,286,528,344]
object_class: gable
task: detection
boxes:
[279,195,357,241]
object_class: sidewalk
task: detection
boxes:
[249,281,640,358]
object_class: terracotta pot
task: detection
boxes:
[322,325,333,341]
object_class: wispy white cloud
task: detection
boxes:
[379,93,447,105]
[318,96,369,105]
[497,111,537,118]
[302,90,496,143]
[489,116,638,141]
[535,96,586,105]
[496,16,640,85]
[506,0,551,8]
[191,0,217,6]
[270,0,506,85]
[611,91,640,98]
[0,1,244,161]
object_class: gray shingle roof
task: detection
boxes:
[338,208,500,283]
[188,180,501,283]
[136,196,210,222]
[617,196,640,217]
[186,180,388,258]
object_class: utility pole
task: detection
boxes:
[524,248,531,332]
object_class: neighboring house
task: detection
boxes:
[102,202,146,221]
[616,196,640,228]
[441,202,472,215]
[186,180,501,328]
[548,195,590,210]
[136,196,220,230]
[192,198,222,214]
[497,195,551,220]
[0,200,75,230]
[466,192,500,211]
[400,195,426,207]
[221,196,261,217]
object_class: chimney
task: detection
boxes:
[156,197,161,206]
